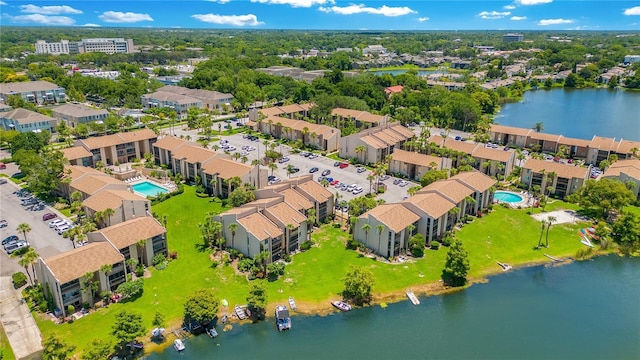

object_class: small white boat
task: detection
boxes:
[174,339,185,352]
[331,301,352,312]
[288,296,297,311]
[151,327,165,337]
[207,327,218,338]
[406,291,420,305]
[581,237,594,247]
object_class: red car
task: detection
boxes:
[42,213,57,221]
[330,179,340,186]
[339,162,349,169]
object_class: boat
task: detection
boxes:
[151,327,165,337]
[235,305,248,320]
[544,254,564,262]
[288,296,297,311]
[580,237,594,247]
[221,314,228,324]
[207,326,218,338]
[331,301,352,312]
[127,340,144,350]
[173,339,185,352]
[406,291,420,305]
[275,305,292,331]
[497,261,512,271]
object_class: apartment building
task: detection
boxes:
[74,128,158,166]
[331,108,389,129]
[51,103,109,128]
[603,159,640,200]
[248,103,314,122]
[388,149,452,181]
[0,80,66,105]
[60,146,92,167]
[251,115,341,152]
[82,189,150,229]
[0,108,58,133]
[503,33,524,43]
[340,123,415,165]
[521,159,591,198]
[35,38,135,55]
[142,86,234,117]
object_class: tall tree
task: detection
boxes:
[183,289,220,325]
[342,265,375,306]
[532,122,544,133]
[567,178,635,218]
[545,216,557,247]
[111,310,146,349]
[42,333,76,360]
[442,239,470,287]
[246,281,268,321]
[82,339,114,360]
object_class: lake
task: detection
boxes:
[145,255,640,360]
[495,89,640,142]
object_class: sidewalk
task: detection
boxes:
[0,277,43,360]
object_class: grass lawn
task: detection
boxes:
[0,323,15,360]
[35,188,596,356]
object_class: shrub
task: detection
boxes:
[152,253,167,266]
[12,272,27,288]
[283,254,291,263]
[156,261,169,270]
[300,240,314,251]
[117,279,144,299]
[135,265,144,277]
[238,258,255,272]
[346,238,359,250]
[168,251,178,260]
[67,305,75,315]
[210,260,220,268]
[333,222,341,228]
[430,242,440,250]
[442,237,453,247]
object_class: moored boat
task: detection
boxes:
[406,291,420,305]
[288,296,297,311]
[174,339,185,352]
[331,301,352,312]
[275,305,292,331]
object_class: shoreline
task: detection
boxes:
[141,252,585,356]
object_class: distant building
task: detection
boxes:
[35,38,135,55]
[0,80,66,105]
[141,85,234,118]
[362,45,387,55]
[623,55,640,64]
[51,103,109,128]
[503,33,524,43]
[0,108,58,133]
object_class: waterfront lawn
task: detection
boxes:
[0,322,15,360]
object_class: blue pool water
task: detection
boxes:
[132,181,168,197]
[493,191,523,203]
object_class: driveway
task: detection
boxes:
[0,276,43,360]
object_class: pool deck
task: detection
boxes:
[494,190,532,208]
[130,178,175,197]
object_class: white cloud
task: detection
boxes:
[250,0,333,7]
[10,14,75,25]
[319,4,416,17]
[516,0,552,5]
[0,1,8,5]
[207,0,231,3]
[191,13,263,26]
[478,11,510,19]
[80,23,101,27]
[504,5,516,10]
[418,17,429,22]
[20,4,82,15]
[538,18,574,26]
[98,11,153,23]
[623,6,640,16]
[511,16,527,21]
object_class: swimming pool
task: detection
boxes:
[494,191,524,203]
[132,181,168,197]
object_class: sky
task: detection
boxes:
[1,1,640,30]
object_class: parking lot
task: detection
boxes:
[0,180,74,276]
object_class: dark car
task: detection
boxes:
[321,169,331,176]
[2,235,19,246]
[309,167,319,173]
[0,220,7,228]
[289,167,300,173]
[42,213,57,221]
[333,161,341,167]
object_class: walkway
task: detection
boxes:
[0,277,43,360]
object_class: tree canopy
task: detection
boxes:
[342,265,375,306]
[111,310,145,347]
[442,239,470,287]
[566,178,635,218]
[183,288,220,325]
[246,281,268,321]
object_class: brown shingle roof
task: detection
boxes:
[403,192,456,218]
[280,188,313,211]
[388,124,415,138]
[361,203,420,233]
[360,135,387,149]
[589,136,616,151]
[331,108,386,124]
[0,80,61,93]
[296,178,332,202]
[265,202,307,227]
[561,137,591,147]
[83,189,147,212]
[529,132,562,142]
[96,217,165,250]
[614,140,640,154]
[471,146,514,162]
[171,144,219,164]
[428,136,479,154]
[603,159,640,180]
[52,103,109,117]
[522,159,589,179]
[62,165,105,182]
[490,124,532,137]
[391,149,443,168]
[202,157,253,179]
[152,136,189,151]
[419,179,474,203]
[42,242,124,284]
[237,212,283,241]
[78,129,157,150]
[61,146,91,161]
[71,174,127,196]
[450,171,497,192]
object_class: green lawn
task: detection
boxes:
[0,323,15,360]
[35,188,596,356]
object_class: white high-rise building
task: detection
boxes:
[35,40,71,55]
[34,38,135,55]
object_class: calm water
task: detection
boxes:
[146,255,640,360]
[496,89,640,141]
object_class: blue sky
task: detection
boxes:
[1,1,640,30]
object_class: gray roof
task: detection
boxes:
[0,80,63,94]
[156,85,233,101]
[52,103,109,117]
[1,108,57,124]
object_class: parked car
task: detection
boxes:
[5,241,27,255]
[288,167,300,173]
[309,167,319,173]
[268,175,276,181]
[2,235,19,246]
[333,161,341,167]
[339,163,349,169]
[0,220,7,228]
[308,153,319,159]
[57,224,72,235]
[330,179,340,186]
[0,162,6,170]
[49,219,66,228]
[399,180,409,187]
[321,169,331,176]
[393,179,401,185]
[42,213,57,221]
[278,157,290,164]
[356,166,366,173]
[379,175,390,181]
[0,178,7,185]
[352,186,363,195]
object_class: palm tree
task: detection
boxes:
[228,223,238,249]
[268,162,278,175]
[17,223,32,246]
[355,145,366,164]
[361,223,371,244]
[545,216,556,247]
[532,122,544,133]
[19,255,34,285]
[100,264,113,291]
[376,224,385,257]
[103,208,115,227]
[407,186,421,197]
[367,173,375,195]
[301,127,309,147]
[306,209,316,239]
[20,248,39,285]
[537,220,546,249]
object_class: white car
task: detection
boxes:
[398,180,409,187]
[57,225,72,235]
[346,184,356,192]
[49,219,66,228]
[352,186,363,195]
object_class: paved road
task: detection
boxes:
[0,176,74,277]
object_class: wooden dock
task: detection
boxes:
[235,305,248,320]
